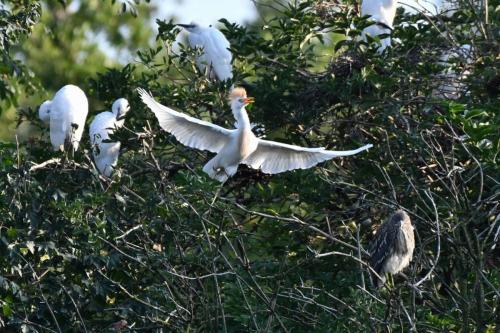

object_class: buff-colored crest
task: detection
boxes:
[229,87,247,100]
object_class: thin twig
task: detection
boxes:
[413,190,441,287]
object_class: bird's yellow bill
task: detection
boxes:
[244,97,255,104]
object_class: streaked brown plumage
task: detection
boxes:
[369,210,415,288]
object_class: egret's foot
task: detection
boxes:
[213,166,228,177]
[212,166,230,183]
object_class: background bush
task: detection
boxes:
[0,0,498,331]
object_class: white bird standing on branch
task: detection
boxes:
[38,84,89,152]
[177,22,233,82]
[138,87,373,182]
[89,98,130,177]
[360,0,397,52]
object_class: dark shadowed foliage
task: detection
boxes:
[0,0,498,331]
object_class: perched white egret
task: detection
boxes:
[138,87,373,182]
[177,22,233,81]
[89,98,130,177]
[361,0,397,52]
[38,84,89,152]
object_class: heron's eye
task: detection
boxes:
[239,98,243,103]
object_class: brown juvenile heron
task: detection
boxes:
[369,210,415,288]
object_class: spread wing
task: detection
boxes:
[137,88,234,153]
[243,139,372,174]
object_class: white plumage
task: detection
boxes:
[138,87,372,182]
[178,22,233,81]
[361,0,397,52]
[434,44,472,99]
[89,98,130,177]
[38,84,89,152]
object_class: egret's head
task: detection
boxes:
[177,21,200,33]
[229,87,255,110]
[112,98,130,119]
[38,100,52,124]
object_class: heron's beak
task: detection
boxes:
[177,24,195,29]
[243,97,255,105]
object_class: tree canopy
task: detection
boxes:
[0,0,498,332]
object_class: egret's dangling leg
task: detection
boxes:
[210,183,224,206]
[210,167,231,205]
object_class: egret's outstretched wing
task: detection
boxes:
[244,139,372,174]
[138,88,233,153]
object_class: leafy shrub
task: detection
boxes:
[0,0,498,331]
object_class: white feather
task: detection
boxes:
[38,85,89,151]
[139,88,372,182]
[361,0,397,52]
[244,141,373,174]
[184,23,233,81]
[89,98,130,177]
[137,88,234,153]
[434,44,472,99]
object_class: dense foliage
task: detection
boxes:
[0,0,498,331]
[0,1,40,112]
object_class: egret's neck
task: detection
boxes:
[39,100,52,124]
[114,118,125,128]
[234,106,251,129]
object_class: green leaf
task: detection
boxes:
[6,227,17,239]
[2,303,12,317]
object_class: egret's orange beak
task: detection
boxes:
[243,97,255,105]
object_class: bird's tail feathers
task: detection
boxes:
[203,161,227,182]
[203,159,237,183]
[213,172,229,182]
[203,158,219,181]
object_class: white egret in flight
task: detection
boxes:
[89,98,130,177]
[177,22,233,82]
[138,87,373,182]
[38,84,89,152]
[361,0,397,52]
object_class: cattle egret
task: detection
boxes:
[38,84,89,152]
[369,210,415,288]
[177,22,233,81]
[138,87,373,182]
[361,0,397,52]
[89,98,130,177]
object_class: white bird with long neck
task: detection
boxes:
[361,0,397,52]
[38,84,89,152]
[89,98,130,177]
[177,22,233,82]
[138,87,373,182]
